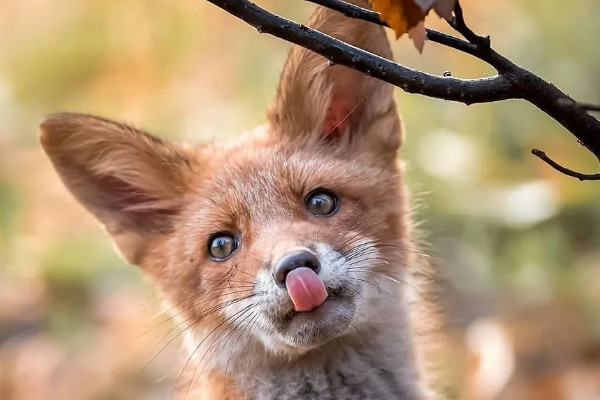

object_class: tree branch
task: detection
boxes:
[206,0,516,104]
[579,103,600,113]
[204,0,600,180]
[305,0,481,57]
[449,0,490,48]
[531,149,600,181]
[557,98,600,113]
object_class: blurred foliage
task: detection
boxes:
[1,0,599,399]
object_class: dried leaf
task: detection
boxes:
[408,21,426,53]
[413,0,437,13]
[371,0,457,50]
[370,0,425,39]
[433,0,456,20]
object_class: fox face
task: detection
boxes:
[40,2,412,368]
[171,143,408,354]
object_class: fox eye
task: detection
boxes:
[208,233,238,261]
[305,189,339,216]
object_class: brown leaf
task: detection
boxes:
[433,0,456,20]
[371,0,457,50]
[370,0,425,39]
[408,21,427,53]
[413,0,437,12]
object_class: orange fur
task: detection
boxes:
[39,1,435,399]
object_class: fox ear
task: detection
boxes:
[40,113,196,265]
[268,1,401,157]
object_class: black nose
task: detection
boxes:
[273,249,321,286]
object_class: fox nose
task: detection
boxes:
[273,249,321,286]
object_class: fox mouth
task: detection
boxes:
[279,286,346,320]
[269,285,357,348]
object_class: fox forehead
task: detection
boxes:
[186,137,402,229]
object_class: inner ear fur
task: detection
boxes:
[40,112,197,265]
[268,0,402,157]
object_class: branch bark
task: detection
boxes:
[532,149,600,181]
[204,0,600,180]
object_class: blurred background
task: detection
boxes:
[1,0,599,399]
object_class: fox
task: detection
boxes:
[39,1,439,399]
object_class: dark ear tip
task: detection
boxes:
[39,112,86,148]
[39,114,61,148]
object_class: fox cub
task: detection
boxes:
[40,1,435,399]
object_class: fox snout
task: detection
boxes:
[272,248,321,286]
[272,248,328,313]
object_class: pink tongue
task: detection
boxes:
[285,267,328,312]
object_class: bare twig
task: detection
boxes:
[557,98,600,113]
[449,0,490,48]
[306,0,384,26]
[579,103,600,112]
[204,0,600,180]
[531,149,600,181]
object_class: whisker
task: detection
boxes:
[128,288,255,342]
[348,266,420,293]
[373,242,431,258]
[198,307,257,387]
[223,310,261,398]
[172,303,256,400]
[201,278,255,285]
[347,256,393,266]
[332,231,365,257]
[142,294,257,372]
[148,283,256,323]
[344,248,384,262]
[333,237,374,261]
[352,276,382,294]
[182,304,257,400]
[231,266,256,280]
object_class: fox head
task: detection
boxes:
[40,4,413,362]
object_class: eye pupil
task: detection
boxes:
[208,234,237,260]
[312,195,329,211]
[305,190,338,216]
